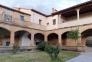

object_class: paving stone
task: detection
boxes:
[66,53,92,62]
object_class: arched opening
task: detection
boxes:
[86,36,92,47]
[81,29,92,47]
[34,33,44,45]
[47,33,58,45]
[61,31,76,46]
[15,30,31,46]
[0,27,10,46]
[62,32,69,46]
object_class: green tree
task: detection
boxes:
[67,29,80,41]
[67,29,80,47]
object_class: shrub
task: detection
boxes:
[13,45,20,54]
[38,42,47,51]
[45,43,61,59]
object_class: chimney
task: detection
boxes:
[52,8,55,13]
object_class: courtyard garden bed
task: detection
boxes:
[0,51,78,62]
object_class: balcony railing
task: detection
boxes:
[0,14,46,30]
[13,18,29,27]
[59,16,92,28]
[59,20,78,28]
[29,23,46,30]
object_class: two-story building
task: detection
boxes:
[0,0,92,51]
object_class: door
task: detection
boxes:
[6,41,10,46]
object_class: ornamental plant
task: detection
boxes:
[67,29,80,41]
[45,43,60,59]
[13,45,20,54]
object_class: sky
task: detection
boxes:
[0,0,89,15]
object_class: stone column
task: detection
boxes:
[30,34,35,46]
[76,9,80,21]
[58,14,60,24]
[45,35,47,42]
[58,34,61,44]
[76,9,82,45]
[10,31,15,46]
[76,8,80,26]
[77,33,82,46]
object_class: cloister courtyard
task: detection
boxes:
[0,51,78,62]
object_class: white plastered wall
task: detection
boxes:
[20,32,31,46]
[30,11,47,26]
[46,15,59,30]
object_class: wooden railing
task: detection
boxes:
[0,14,46,30]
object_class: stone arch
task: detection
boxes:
[47,33,58,45]
[34,33,44,45]
[15,29,31,34]
[34,31,44,35]
[0,27,10,46]
[15,30,31,46]
[81,29,92,47]
[61,30,71,35]
[61,31,77,46]
[79,25,91,33]
[47,32,58,36]
[61,31,70,46]
[0,26,10,32]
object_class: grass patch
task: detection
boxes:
[0,51,78,62]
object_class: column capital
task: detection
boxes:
[75,8,81,11]
[11,31,15,33]
[76,8,80,22]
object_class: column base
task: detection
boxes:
[10,43,14,47]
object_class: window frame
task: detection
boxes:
[20,14,24,21]
[39,19,42,25]
[47,23,49,26]
[53,19,56,25]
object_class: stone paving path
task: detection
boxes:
[66,53,92,62]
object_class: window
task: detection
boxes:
[63,21,64,23]
[47,23,49,26]
[39,19,42,25]
[20,15,24,21]
[53,19,56,25]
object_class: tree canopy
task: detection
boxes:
[67,29,80,41]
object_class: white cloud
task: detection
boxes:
[0,0,89,15]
